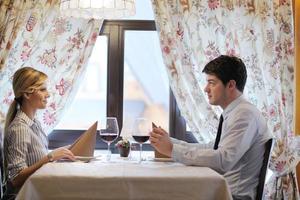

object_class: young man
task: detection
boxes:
[150,55,272,200]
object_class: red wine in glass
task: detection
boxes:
[99,117,119,161]
[132,135,150,143]
[132,118,151,163]
[100,132,118,143]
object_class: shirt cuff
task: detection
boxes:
[172,143,184,162]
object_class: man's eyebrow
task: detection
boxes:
[207,79,216,82]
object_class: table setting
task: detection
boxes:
[15,117,232,200]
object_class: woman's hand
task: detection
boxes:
[49,147,76,161]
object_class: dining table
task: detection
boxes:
[16,153,232,200]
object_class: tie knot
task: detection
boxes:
[220,115,224,122]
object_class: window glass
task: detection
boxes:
[122,31,169,136]
[54,36,108,130]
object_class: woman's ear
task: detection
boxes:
[23,93,31,100]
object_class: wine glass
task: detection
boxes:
[132,118,151,163]
[99,117,119,161]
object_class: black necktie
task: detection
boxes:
[213,115,224,150]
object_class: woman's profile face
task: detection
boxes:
[27,81,50,109]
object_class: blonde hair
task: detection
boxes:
[4,67,48,134]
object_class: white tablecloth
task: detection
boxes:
[16,156,232,200]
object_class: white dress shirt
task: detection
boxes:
[171,95,272,199]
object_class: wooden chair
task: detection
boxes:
[256,138,273,200]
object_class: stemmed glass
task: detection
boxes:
[132,118,151,163]
[99,117,119,161]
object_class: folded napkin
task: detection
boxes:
[69,121,98,157]
[152,122,171,158]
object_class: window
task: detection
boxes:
[49,20,190,149]
[49,1,194,149]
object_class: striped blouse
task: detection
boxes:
[4,109,48,181]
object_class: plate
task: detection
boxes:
[75,155,101,162]
[153,157,173,162]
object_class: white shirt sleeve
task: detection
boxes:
[172,108,258,174]
[171,137,214,149]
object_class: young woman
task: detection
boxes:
[3,67,75,198]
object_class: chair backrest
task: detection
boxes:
[256,138,273,200]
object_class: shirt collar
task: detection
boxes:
[222,95,245,119]
[17,109,35,127]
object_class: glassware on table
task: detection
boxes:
[132,118,151,163]
[99,117,119,161]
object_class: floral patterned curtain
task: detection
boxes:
[0,0,33,70]
[151,0,297,199]
[0,0,102,134]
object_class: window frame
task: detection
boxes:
[48,20,191,150]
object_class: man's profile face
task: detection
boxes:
[204,74,227,107]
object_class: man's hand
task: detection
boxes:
[150,127,173,157]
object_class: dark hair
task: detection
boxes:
[202,55,247,92]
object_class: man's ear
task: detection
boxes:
[228,80,236,90]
